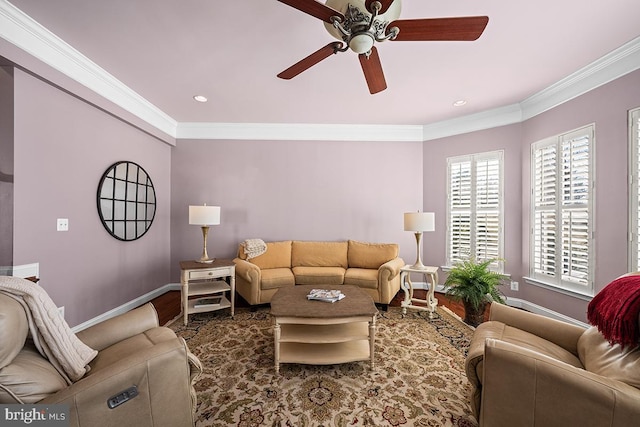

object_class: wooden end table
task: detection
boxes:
[179,259,235,325]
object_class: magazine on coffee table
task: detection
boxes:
[307,289,345,303]
[194,296,222,308]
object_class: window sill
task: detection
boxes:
[523,277,593,301]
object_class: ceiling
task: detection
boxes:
[4,0,640,130]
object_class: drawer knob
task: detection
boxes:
[208,272,213,276]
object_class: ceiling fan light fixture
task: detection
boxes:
[349,33,375,54]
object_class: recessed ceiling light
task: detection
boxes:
[193,95,208,103]
[453,100,467,107]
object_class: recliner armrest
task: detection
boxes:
[488,302,585,356]
[76,303,159,351]
[41,337,196,427]
[481,338,640,427]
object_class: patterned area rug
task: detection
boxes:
[170,306,477,427]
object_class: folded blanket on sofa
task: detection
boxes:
[243,238,267,259]
[587,275,640,349]
[0,276,97,383]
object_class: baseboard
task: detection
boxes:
[74,281,589,332]
[412,282,589,328]
[72,283,181,332]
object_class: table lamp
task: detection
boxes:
[189,204,221,263]
[404,211,435,269]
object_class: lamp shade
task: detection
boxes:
[189,205,220,226]
[404,212,435,232]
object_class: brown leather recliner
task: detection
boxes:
[0,292,202,427]
[465,300,640,427]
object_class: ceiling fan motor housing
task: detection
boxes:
[324,0,402,53]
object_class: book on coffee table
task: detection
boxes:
[194,297,222,308]
[307,289,345,303]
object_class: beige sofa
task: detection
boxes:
[233,240,404,306]
[466,301,640,427]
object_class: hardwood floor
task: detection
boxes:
[150,288,481,326]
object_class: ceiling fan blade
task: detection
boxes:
[365,0,395,14]
[359,46,387,94]
[277,0,344,23]
[278,42,343,80]
[389,16,489,41]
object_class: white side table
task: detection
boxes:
[400,265,439,318]
[180,259,235,325]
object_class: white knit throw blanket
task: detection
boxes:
[0,276,97,383]
[243,238,267,260]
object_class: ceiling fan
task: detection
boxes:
[276,0,489,94]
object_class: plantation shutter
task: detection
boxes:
[448,160,472,264]
[530,125,594,294]
[560,132,590,284]
[532,142,557,279]
[475,157,501,261]
[447,151,503,269]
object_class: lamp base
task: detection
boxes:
[196,257,215,264]
[408,261,429,270]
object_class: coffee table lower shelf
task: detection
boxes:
[273,317,376,373]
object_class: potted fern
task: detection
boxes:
[443,258,507,326]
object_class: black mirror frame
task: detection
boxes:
[96,161,157,241]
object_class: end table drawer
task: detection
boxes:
[188,267,233,280]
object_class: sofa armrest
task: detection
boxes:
[488,302,585,355]
[378,257,404,280]
[76,303,159,351]
[233,258,261,282]
[41,337,196,427]
[481,338,640,427]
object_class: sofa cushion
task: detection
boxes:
[0,293,29,369]
[344,268,379,289]
[292,266,345,286]
[578,326,640,389]
[348,240,398,269]
[261,268,295,290]
[244,241,292,269]
[291,241,348,268]
[0,341,67,403]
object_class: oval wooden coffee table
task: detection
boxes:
[270,285,379,373]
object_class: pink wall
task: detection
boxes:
[422,123,524,285]
[424,69,640,322]
[12,68,172,326]
[170,139,424,281]
[0,66,13,267]
[520,69,640,320]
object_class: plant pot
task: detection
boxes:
[463,300,487,327]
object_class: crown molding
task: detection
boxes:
[422,103,523,141]
[177,122,424,142]
[1,0,639,143]
[520,35,640,120]
[0,0,177,137]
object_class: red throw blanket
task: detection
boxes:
[587,275,640,349]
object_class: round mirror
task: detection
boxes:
[97,161,156,241]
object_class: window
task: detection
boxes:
[629,108,640,271]
[447,151,504,270]
[530,125,594,295]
